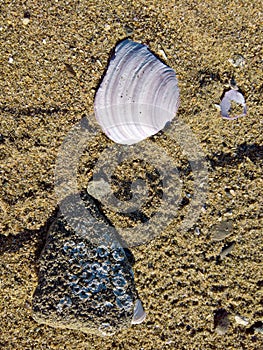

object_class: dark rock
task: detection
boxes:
[32,193,140,336]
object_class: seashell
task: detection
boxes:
[94,39,180,145]
[131,299,147,325]
[32,192,146,336]
[220,89,247,120]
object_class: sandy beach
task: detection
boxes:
[0,0,262,349]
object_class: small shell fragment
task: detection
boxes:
[234,315,249,326]
[131,299,146,325]
[220,89,247,120]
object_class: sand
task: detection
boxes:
[0,0,262,349]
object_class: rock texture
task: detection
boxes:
[32,193,139,336]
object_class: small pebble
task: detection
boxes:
[254,325,263,334]
[214,309,230,335]
[201,205,207,213]
[22,11,30,25]
[64,63,76,77]
[228,54,245,68]
[211,221,233,241]
[22,18,30,25]
[230,189,236,197]
[104,23,111,31]
[223,210,233,217]
[250,321,263,335]
[124,24,133,36]
[87,179,111,201]
[219,242,235,259]
[96,59,102,67]
[8,56,14,64]
[234,315,249,326]
[195,227,200,235]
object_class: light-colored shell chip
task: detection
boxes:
[131,299,146,325]
[220,89,247,120]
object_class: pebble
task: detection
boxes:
[22,18,30,25]
[211,221,233,241]
[104,24,111,31]
[158,48,168,61]
[230,189,236,197]
[228,54,245,68]
[124,24,133,36]
[195,227,201,235]
[214,309,230,335]
[254,325,263,334]
[32,192,142,336]
[87,179,111,201]
[219,242,235,259]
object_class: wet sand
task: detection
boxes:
[0,0,262,349]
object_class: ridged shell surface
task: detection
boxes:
[94,39,180,145]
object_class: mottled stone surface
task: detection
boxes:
[32,193,138,336]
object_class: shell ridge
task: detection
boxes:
[94,39,180,144]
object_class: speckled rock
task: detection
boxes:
[32,193,143,336]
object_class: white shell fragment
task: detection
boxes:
[234,315,249,326]
[220,89,247,120]
[131,299,146,325]
[94,39,180,145]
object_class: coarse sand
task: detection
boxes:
[0,0,262,349]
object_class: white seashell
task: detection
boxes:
[94,39,180,145]
[131,299,146,324]
[220,89,247,120]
